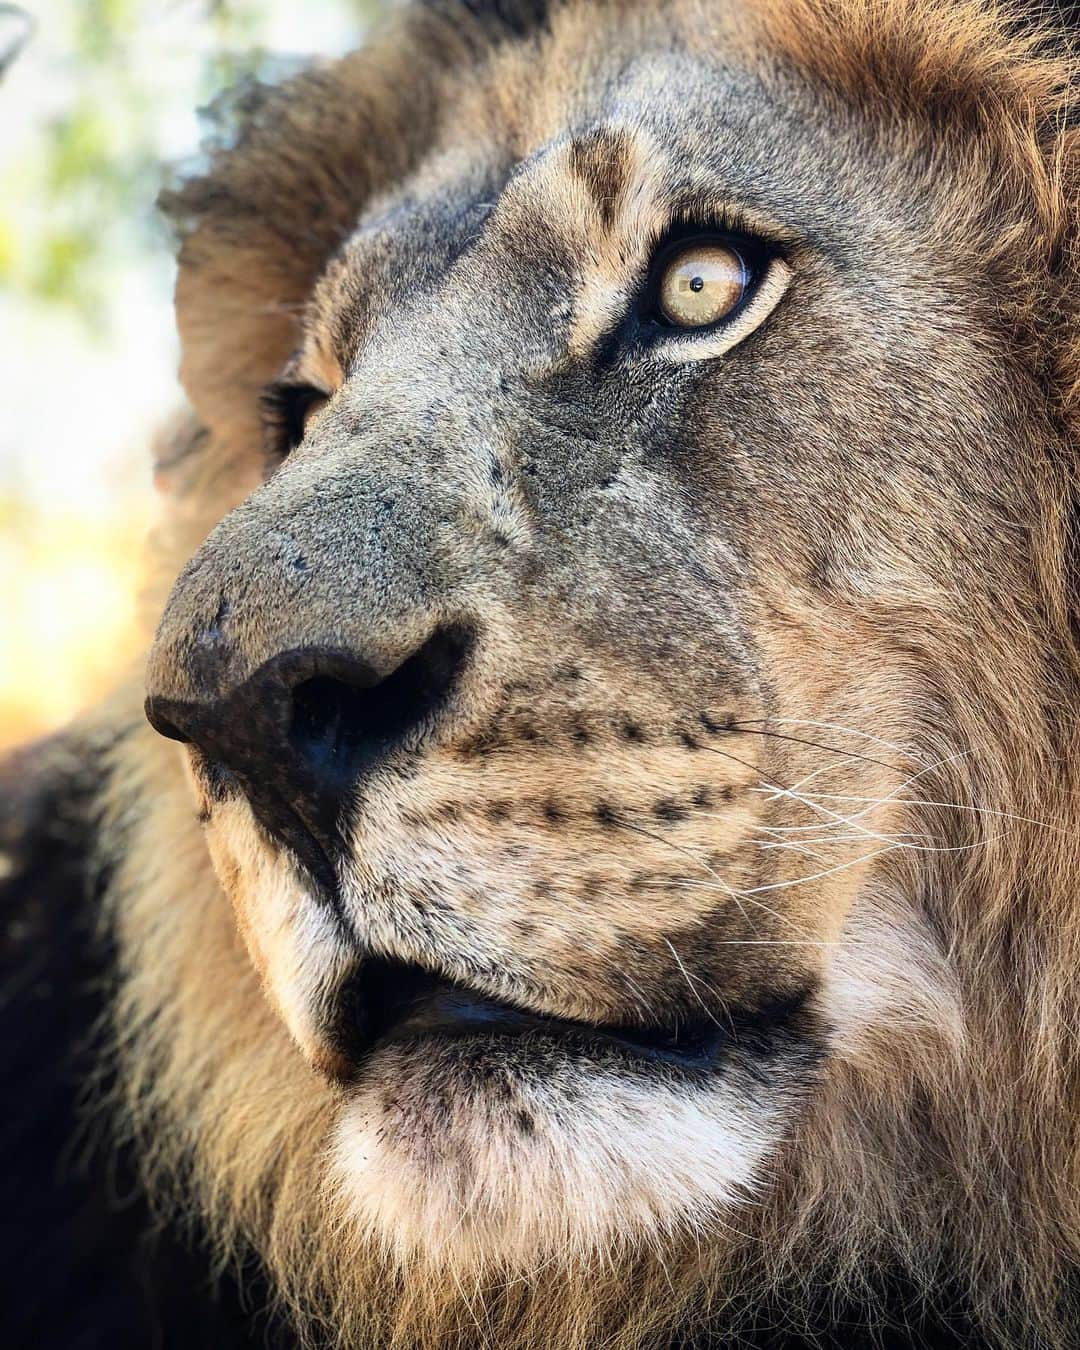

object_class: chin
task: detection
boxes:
[331,1028,815,1272]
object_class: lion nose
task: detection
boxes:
[145,628,472,878]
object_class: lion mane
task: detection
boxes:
[4,1,1080,1347]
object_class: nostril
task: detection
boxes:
[289,677,366,787]
[144,698,194,745]
[288,626,472,789]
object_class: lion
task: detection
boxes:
[3,0,1080,1345]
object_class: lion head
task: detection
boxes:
[114,0,1080,1344]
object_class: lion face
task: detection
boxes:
[141,0,1074,1292]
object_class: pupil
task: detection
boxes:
[689,275,705,293]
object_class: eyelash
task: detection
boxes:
[260,381,330,459]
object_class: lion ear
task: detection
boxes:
[160,23,449,473]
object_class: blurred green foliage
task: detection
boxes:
[0,0,377,329]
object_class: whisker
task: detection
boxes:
[760,832,1006,855]
[609,812,753,920]
[783,759,865,794]
[754,819,935,843]
[663,939,728,1030]
[729,723,902,773]
[742,844,895,894]
[755,748,977,836]
[754,774,899,847]
[620,971,662,1023]
[761,791,1071,838]
[673,845,896,898]
[610,810,818,938]
[733,717,913,755]
[697,735,921,851]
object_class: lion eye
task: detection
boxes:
[655,242,748,328]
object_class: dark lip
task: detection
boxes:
[325,957,813,1077]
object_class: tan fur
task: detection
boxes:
[80,0,1080,1345]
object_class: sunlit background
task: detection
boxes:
[0,0,381,749]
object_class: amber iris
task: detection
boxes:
[657,243,747,328]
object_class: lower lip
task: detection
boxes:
[370,990,726,1070]
[329,961,815,1082]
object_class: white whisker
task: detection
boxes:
[754,748,977,838]
[761,791,1069,837]
[674,845,895,899]
[663,939,727,1030]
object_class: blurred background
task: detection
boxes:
[0,0,382,750]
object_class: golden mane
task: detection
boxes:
[753,0,1080,422]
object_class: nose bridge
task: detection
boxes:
[143,411,499,888]
[143,317,551,888]
[348,202,569,428]
[153,449,465,706]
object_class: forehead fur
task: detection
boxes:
[752,0,1078,317]
[755,0,1080,426]
[761,0,1073,115]
[163,0,1080,463]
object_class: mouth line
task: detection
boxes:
[327,957,813,1077]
